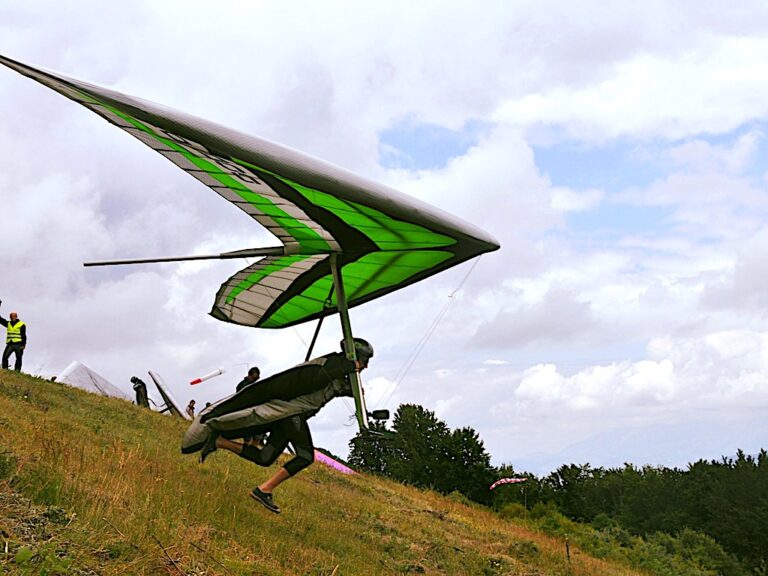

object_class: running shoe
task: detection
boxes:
[250,488,281,514]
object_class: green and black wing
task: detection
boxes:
[0,55,500,328]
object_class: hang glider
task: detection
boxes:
[148,370,192,421]
[0,54,500,430]
[57,361,132,401]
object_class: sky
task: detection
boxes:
[1,1,768,475]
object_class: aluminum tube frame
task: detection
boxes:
[83,246,285,267]
[330,253,369,430]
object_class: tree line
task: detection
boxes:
[348,404,497,504]
[348,404,767,573]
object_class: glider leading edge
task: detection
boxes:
[0,54,500,431]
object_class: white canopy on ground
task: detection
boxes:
[57,361,131,401]
[148,370,192,420]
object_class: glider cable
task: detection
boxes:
[305,284,335,361]
[377,256,483,410]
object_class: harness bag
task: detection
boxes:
[181,378,350,454]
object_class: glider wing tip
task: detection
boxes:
[209,307,227,322]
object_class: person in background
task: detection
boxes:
[236,366,261,392]
[234,366,266,446]
[186,399,196,419]
[0,301,26,372]
[131,376,150,408]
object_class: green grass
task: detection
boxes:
[0,370,648,575]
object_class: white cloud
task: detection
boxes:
[475,287,596,348]
[494,36,768,141]
[700,226,768,311]
[667,130,764,175]
[551,187,604,212]
[474,329,768,469]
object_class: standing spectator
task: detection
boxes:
[186,399,196,419]
[131,376,149,408]
[1,302,26,372]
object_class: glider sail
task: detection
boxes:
[148,371,191,421]
[57,361,132,401]
[0,54,500,330]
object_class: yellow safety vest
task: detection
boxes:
[6,321,24,344]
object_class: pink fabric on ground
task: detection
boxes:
[314,450,356,475]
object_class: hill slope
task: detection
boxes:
[0,371,644,575]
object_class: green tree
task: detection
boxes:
[544,463,595,520]
[388,404,453,489]
[445,426,496,504]
[348,404,497,504]
[347,420,394,474]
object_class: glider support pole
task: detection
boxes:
[330,253,369,431]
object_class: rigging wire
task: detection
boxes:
[375,256,483,410]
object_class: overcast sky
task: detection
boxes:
[2,1,768,475]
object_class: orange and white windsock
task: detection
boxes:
[190,368,225,385]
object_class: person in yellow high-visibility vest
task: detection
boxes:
[1,307,27,372]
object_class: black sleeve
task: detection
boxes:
[20,324,26,346]
[202,364,322,422]
[315,353,357,382]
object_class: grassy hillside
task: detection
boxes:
[0,371,646,576]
